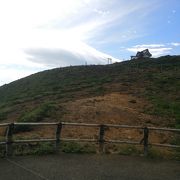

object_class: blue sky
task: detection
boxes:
[0,0,179,85]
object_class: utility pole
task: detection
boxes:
[107,58,112,64]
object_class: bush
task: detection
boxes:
[14,102,58,133]
[118,145,140,156]
[147,148,164,159]
[19,102,57,122]
[61,142,96,153]
[32,142,55,155]
[12,142,96,155]
[13,142,55,156]
[0,112,7,121]
[13,125,32,133]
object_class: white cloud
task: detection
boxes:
[25,43,121,67]
[150,48,172,57]
[0,0,162,85]
[127,44,172,57]
[170,42,180,47]
[0,66,39,86]
[134,44,165,48]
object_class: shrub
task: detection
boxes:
[32,142,55,155]
[13,142,55,155]
[0,112,7,121]
[147,148,164,159]
[61,142,96,153]
[118,145,140,156]
[14,102,58,133]
[19,102,57,123]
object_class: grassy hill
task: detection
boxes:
[0,55,179,128]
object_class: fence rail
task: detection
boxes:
[0,122,180,156]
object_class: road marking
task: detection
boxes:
[6,158,50,180]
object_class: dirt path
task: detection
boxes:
[0,154,179,180]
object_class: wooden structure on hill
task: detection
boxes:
[131,49,152,60]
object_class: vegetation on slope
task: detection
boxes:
[0,55,179,128]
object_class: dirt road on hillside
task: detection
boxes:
[0,154,179,180]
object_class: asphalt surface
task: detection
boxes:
[0,154,179,180]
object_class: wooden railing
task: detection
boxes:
[0,122,180,156]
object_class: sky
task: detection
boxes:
[0,0,180,86]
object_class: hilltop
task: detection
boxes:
[0,55,179,129]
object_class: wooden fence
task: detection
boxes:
[0,122,180,156]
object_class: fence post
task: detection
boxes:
[55,122,62,152]
[140,127,149,156]
[99,125,105,153]
[6,123,14,156]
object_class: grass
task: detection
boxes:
[0,112,7,121]
[0,142,96,157]
[0,55,179,156]
[0,56,179,129]
[145,146,180,161]
[142,58,180,128]
[61,142,96,154]
[0,106,16,121]
[12,142,55,156]
[170,135,180,160]
[146,148,164,159]
[14,102,58,133]
[18,102,58,123]
[118,145,141,156]
[0,140,179,160]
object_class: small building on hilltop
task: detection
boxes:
[131,49,152,60]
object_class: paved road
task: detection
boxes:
[0,154,179,180]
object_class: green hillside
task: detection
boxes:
[0,56,180,128]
